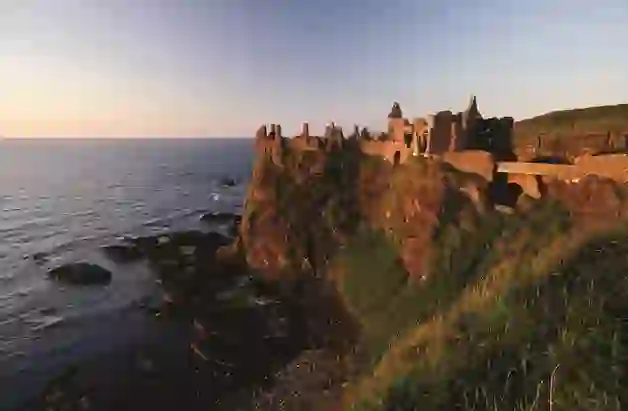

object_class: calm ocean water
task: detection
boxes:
[0,138,254,408]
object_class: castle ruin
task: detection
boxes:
[254,96,628,202]
[255,95,515,167]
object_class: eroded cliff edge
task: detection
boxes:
[237,137,628,411]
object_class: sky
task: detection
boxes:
[0,0,627,138]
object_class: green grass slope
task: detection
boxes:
[513,104,628,156]
[340,197,628,410]
[515,104,628,137]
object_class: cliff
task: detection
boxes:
[240,142,491,283]
[238,139,628,411]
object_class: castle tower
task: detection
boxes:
[353,124,360,139]
[424,114,435,154]
[449,113,465,151]
[388,102,403,119]
[269,124,277,138]
[255,124,268,139]
[301,122,310,139]
[385,101,406,143]
[360,127,370,140]
[276,124,282,139]
[336,126,345,140]
[324,122,335,139]
[462,95,482,124]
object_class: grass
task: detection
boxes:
[336,193,572,364]
[343,208,628,411]
[514,103,628,150]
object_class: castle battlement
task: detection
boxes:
[255,96,516,166]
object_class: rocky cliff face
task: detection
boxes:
[238,142,628,411]
[239,144,492,284]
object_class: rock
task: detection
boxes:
[495,204,515,215]
[39,306,58,315]
[180,246,196,256]
[101,244,144,263]
[200,211,240,225]
[201,212,242,237]
[126,235,159,253]
[25,252,48,263]
[158,235,171,245]
[48,263,112,285]
[220,177,237,188]
[228,216,242,237]
[168,231,231,250]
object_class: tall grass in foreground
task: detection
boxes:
[344,217,628,410]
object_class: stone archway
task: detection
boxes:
[508,173,542,199]
[393,151,401,166]
[489,173,522,207]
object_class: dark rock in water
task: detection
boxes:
[219,177,237,188]
[101,244,144,263]
[228,215,242,237]
[25,252,48,263]
[200,213,242,238]
[166,230,230,248]
[200,211,240,224]
[134,230,231,273]
[127,235,159,252]
[48,263,112,285]
[39,306,58,315]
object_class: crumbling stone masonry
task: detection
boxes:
[255,96,514,168]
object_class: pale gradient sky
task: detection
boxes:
[1,0,627,138]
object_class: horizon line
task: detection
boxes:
[0,136,255,139]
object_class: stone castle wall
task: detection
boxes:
[254,93,628,191]
[441,150,496,182]
[360,140,412,164]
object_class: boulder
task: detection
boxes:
[48,263,112,285]
[25,251,49,264]
[126,235,159,253]
[228,216,242,237]
[200,212,240,225]
[219,177,237,188]
[167,230,230,249]
[101,244,144,263]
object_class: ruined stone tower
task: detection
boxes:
[388,102,403,119]
[462,95,482,132]
[301,122,310,140]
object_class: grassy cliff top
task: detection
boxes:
[514,103,628,142]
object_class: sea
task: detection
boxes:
[0,138,254,409]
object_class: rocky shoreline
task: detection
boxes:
[20,212,352,411]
